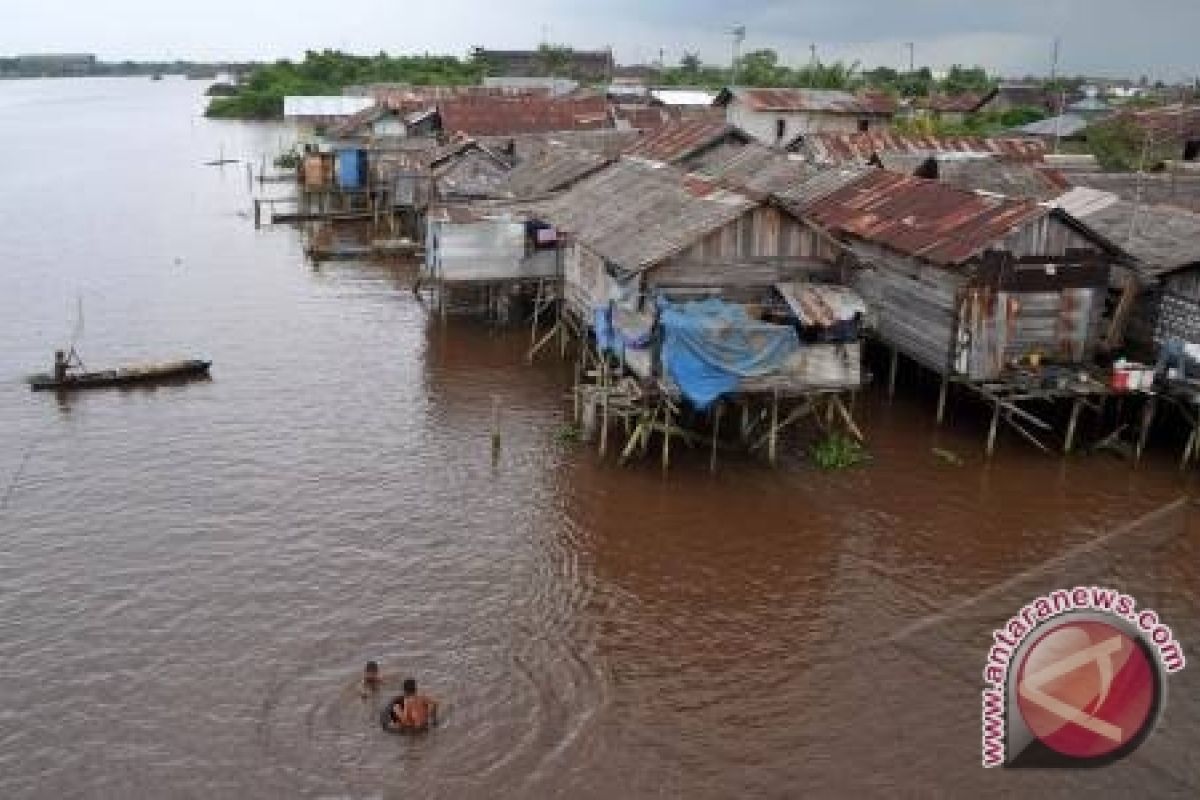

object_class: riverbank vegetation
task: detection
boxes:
[205,49,485,119]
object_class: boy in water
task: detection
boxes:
[396,678,437,731]
[360,661,383,697]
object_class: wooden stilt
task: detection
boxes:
[490,396,501,465]
[768,389,780,466]
[1064,397,1084,455]
[888,347,899,401]
[1135,396,1157,463]
[572,359,582,424]
[598,359,609,458]
[662,406,672,474]
[986,397,1001,457]
[1182,420,1198,470]
[936,377,949,425]
[710,403,723,474]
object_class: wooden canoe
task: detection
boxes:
[28,359,211,392]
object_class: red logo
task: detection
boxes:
[1015,620,1158,761]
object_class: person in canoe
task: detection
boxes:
[53,350,73,383]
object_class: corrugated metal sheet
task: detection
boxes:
[933,158,1070,201]
[439,95,612,136]
[1069,198,1200,276]
[800,132,1048,164]
[1013,114,1090,138]
[774,166,872,208]
[499,142,611,199]
[721,87,896,115]
[624,119,747,164]
[283,96,374,119]
[776,283,867,326]
[649,89,717,107]
[800,169,1048,266]
[425,214,557,282]
[687,142,822,198]
[536,159,756,272]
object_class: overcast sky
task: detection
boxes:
[3,0,1197,80]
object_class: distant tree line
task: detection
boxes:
[0,57,252,80]
[205,49,487,119]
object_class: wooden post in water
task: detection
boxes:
[768,389,780,466]
[1063,396,1084,454]
[986,397,1001,457]
[661,405,672,474]
[936,377,949,425]
[490,396,501,465]
[710,402,723,474]
[598,358,610,458]
[253,199,261,229]
[1135,396,1158,463]
[888,347,899,401]
[573,358,582,424]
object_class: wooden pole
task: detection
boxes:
[888,347,899,400]
[710,403,723,474]
[986,397,1001,457]
[599,359,609,458]
[253,199,261,229]
[936,377,949,425]
[662,405,672,474]
[1064,396,1084,455]
[1135,396,1157,463]
[573,358,582,424]
[490,396,501,465]
[769,389,780,466]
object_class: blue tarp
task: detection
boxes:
[659,298,800,410]
[336,148,366,189]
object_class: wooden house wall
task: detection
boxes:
[848,214,1111,380]
[650,206,839,286]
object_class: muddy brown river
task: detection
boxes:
[0,78,1196,798]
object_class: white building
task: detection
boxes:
[714,87,896,146]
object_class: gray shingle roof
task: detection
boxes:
[536,159,756,272]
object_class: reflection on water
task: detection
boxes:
[0,78,1196,799]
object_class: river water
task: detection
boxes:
[0,78,1197,799]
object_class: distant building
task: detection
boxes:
[471,48,614,82]
[975,83,1056,114]
[909,93,985,125]
[482,76,579,96]
[714,87,896,146]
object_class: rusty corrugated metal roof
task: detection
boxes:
[800,169,1048,266]
[438,95,613,137]
[623,119,748,164]
[800,132,1048,164]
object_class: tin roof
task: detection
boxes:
[536,159,756,272]
[649,88,717,107]
[717,87,897,115]
[687,142,823,199]
[498,141,612,199]
[438,95,612,137]
[798,169,1048,266]
[624,119,751,164]
[799,132,1048,164]
[776,283,867,326]
[283,96,374,120]
[1059,191,1200,275]
[1012,114,1091,138]
[930,158,1070,202]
